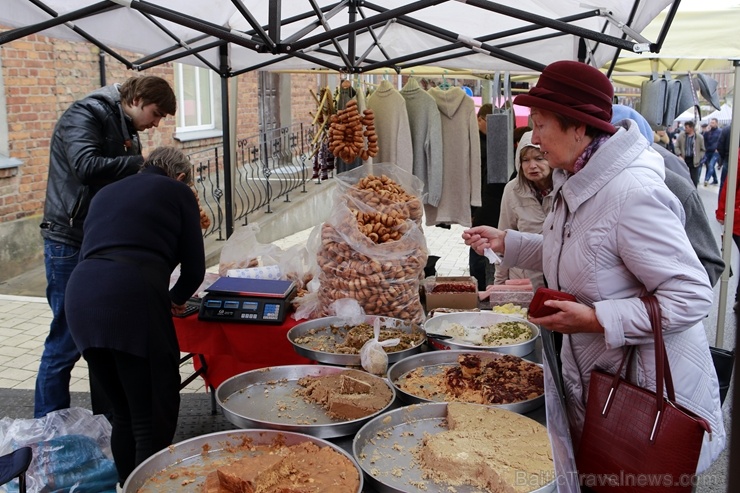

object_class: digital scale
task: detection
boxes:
[198,277,297,324]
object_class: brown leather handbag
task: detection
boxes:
[576,296,711,492]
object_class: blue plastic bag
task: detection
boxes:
[0,408,116,493]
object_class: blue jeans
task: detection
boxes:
[34,239,81,418]
[702,151,719,184]
[720,157,729,191]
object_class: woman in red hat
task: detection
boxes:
[463,61,725,475]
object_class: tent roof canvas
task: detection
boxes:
[1,0,674,75]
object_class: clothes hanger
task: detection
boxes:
[439,70,451,90]
[378,70,394,91]
[403,71,420,91]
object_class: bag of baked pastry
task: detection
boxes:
[333,162,425,225]
[316,197,428,324]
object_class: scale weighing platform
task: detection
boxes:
[198,277,297,324]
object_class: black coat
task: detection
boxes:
[65,167,205,359]
[41,85,144,247]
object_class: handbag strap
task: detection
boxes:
[640,295,677,404]
[492,71,501,109]
[503,71,511,105]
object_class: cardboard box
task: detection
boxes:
[424,276,479,310]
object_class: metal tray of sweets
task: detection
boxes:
[124,429,364,493]
[387,350,544,414]
[287,315,425,366]
[217,365,396,439]
[424,311,539,356]
[352,402,555,493]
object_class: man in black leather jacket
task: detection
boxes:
[35,76,176,418]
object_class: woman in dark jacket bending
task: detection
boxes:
[65,147,205,487]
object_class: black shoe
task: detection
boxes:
[734,300,740,312]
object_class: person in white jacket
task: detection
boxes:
[463,61,725,475]
[494,131,554,289]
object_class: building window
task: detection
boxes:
[174,63,222,141]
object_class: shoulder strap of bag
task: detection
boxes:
[492,71,501,110]
[503,71,511,106]
[640,295,676,408]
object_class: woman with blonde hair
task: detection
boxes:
[494,131,554,289]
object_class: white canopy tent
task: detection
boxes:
[0,1,674,75]
[703,104,733,125]
[0,0,681,238]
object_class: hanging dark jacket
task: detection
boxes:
[41,84,143,247]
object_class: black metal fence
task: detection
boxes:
[188,123,316,240]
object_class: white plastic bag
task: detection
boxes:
[360,318,400,375]
[327,298,366,326]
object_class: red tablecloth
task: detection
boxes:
[174,314,313,389]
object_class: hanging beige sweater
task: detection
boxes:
[425,86,481,227]
[366,80,413,173]
[401,78,444,207]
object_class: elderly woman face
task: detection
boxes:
[529,108,584,172]
[520,146,551,188]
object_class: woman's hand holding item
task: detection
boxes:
[528,300,604,334]
[171,301,186,316]
[462,226,506,255]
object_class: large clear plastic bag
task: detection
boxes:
[333,163,426,226]
[0,408,117,493]
[218,224,282,276]
[316,200,427,323]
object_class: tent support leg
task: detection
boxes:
[220,46,234,239]
[716,59,740,346]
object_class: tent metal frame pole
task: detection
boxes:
[231,0,276,50]
[604,0,641,78]
[463,0,645,53]
[360,15,545,72]
[716,58,740,346]
[356,8,392,64]
[268,0,281,47]
[135,40,226,72]
[358,4,599,72]
[0,0,119,45]
[282,2,348,45]
[307,0,352,69]
[219,44,235,239]
[135,14,220,73]
[124,0,264,52]
[347,0,358,68]
[0,0,134,69]
[653,0,682,52]
[285,0,444,52]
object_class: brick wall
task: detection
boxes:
[0,30,320,227]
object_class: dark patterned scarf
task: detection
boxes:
[573,133,610,173]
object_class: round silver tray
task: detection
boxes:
[287,315,425,366]
[353,402,555,493]
[124,429,364,493]
[424,311,539,356]
[387,349,544,413]
[216,364,396,438]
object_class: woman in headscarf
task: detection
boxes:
[494,131,554,289]
[463,61,725,473]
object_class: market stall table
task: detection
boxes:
[174,312,313,413]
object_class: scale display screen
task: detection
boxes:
[198,278,296,324]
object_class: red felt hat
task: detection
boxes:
[514,60,616,135]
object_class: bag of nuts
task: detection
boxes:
[333,163,425,225]
[316,166,428,324]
